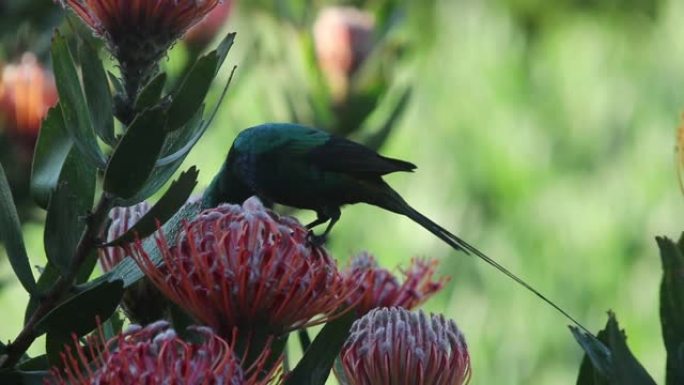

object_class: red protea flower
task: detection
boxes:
[344,252,448,315]
[47,320,277,385]
[313,6,375,100]
[340,307,471,385]
[133,197,356,337]
[184,0,233,50]
[58,0,222,101]
[0,53,58,138]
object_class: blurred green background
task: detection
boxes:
[1,0,682,383]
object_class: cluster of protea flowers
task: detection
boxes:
[344,252,448,315]
[48,321,278,385]
[339,307,471,385]
[58,0,222,107]
[0,52,57,144]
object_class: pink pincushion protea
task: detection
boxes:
[47,321,275,385]
[340,307,471,385]
[133,197,355,336]
[58,0,222,99]
[99,202,151,271]
[344,252,448,315]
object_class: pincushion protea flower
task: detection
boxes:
[99,202,169,325]
[344,252,448,315]
[133,197,356,337]
[47,320,277,385]
[0,53,57,138]
[340,307,471,385]
[58,0,221,103]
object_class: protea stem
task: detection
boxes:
[1,194,114,369]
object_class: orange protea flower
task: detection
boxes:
[133,197,356,337]
[47,321,277,385]
[0,53,57,137]
[340,307,471,385]
[58,0,222,99]
[344,252,448,315]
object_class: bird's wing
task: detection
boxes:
[306,135,417,176]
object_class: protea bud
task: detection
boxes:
[0,52,57,141]
[58,0,221,104]
[133,197,356,339]
[99,202,168,325]
[47,321,276,385]
[313,6,375,101]
[344,252,448,315]
[340,307,471,385]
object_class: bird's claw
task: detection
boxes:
[307,230,327,247]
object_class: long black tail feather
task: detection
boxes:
[379,190,592,335]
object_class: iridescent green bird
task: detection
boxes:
[203,123,587,331]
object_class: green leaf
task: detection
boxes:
[125,107,204,204]
[17,355,48,371]
[79,40,115,147]
[30,105,73,209]
[0,370,49,385]
[285,311,356,385]
[51,31,106,168]
[657,235,684,385]
[44,148,96,273]
[24,262,61,325]
[45,331,70,367]
[135,72,167,111]
[36,279,124,336]
[572,312,656,385]
[166,32,235,131]
[104,107,167,200]
[0,162,37,293]
[105,167,198,247]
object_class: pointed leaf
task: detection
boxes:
[657,235,684,385]
[285,311,356,385]
[105,166,198,247]
[30,105,73,209]
[51,31,106,168]
[0,163,36,293]
[135,72,167,111]
[79,40,115,146]
[44,147,96,272]
[572,312,656,385]
[24,262,61,325]
[166,32,235,131]
[104,107,167,200]
[125,107,204,204]
[36,279,124,336]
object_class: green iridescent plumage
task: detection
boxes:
[202,123,588,332]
